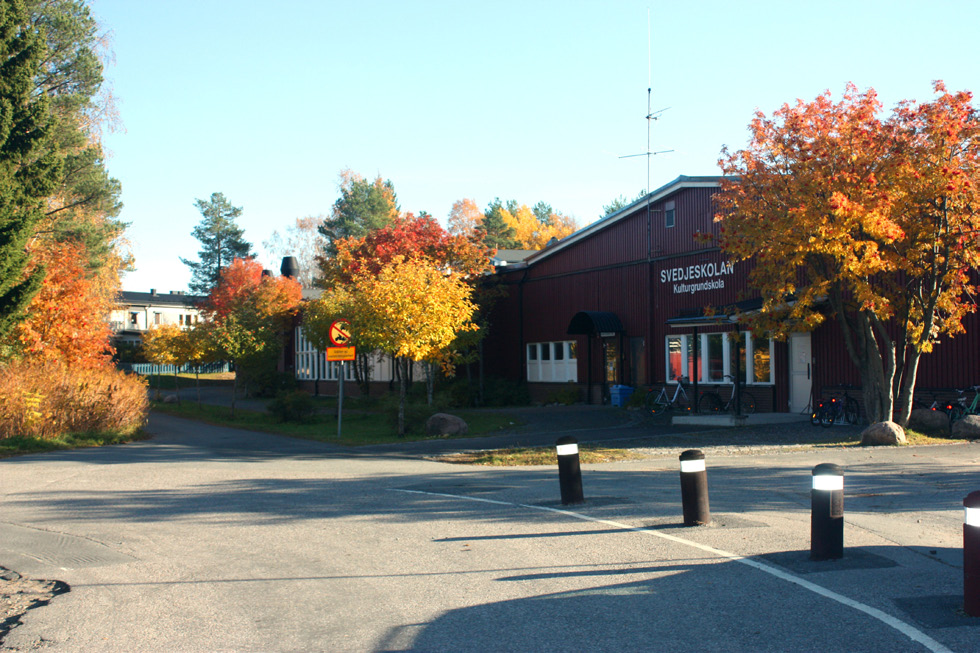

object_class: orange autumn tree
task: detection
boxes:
[322,211,493,284]
[201,257,302,401]
[7,241,117,368]
[715,82,980,425]
[316,212,493,396]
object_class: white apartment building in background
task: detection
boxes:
[109,290,206,345]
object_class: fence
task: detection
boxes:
[120,362,232,376]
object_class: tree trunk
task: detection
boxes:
[354,351,372,396]
[895,345,925,427]
[478,339,485,407]
[230,364,238,419]
[398,358,407,437]
[832,295,891,424]
[426,362,435,406]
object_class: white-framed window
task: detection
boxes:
[527,341,577,382]
[665,331,774,385]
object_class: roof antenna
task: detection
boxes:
[619,8,672,195]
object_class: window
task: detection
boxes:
[665,200,676,228]
[153,312,161,325]
[751,334,772,384]
[666,331,774,385]
[526,341,577,383]
[667,335,683,381]
[179,315,185,326]
[706,333,724,382]
[604,337,619,384]
[129,312,138,326]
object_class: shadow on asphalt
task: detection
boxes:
[377,543,970,652]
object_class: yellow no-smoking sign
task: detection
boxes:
[329,319,352,347]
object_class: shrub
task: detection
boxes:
[0,359,148,440]
[267,390,316,423]
[626,387,649,409]
[543,384,582,405]
[483,377,531,407]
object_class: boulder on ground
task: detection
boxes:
[426,413,469,437]
[162,394,179,404]
[861,421,907,446]
[907,408,949,434]
[952,414,980,440]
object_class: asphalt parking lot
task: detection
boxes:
[1,408,978,651]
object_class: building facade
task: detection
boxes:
[481,176,980,413]
[110,290,206,345]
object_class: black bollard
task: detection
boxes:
[556,436,584,505]
[679,449,710,526]
[964,491,980,617]
[811,463,844,560]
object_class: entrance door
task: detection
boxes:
[788,332,812,414]
[603,336,619,385]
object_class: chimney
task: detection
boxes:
[150,288,157,296]
[280,256,300,279]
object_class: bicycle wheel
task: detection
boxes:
[948,405,965,425]
[844,397,860,425]
[646,388,669,416]
[738,392,756,415]
[698,392,722,413]
[821,402,837,427]
[811,402,823,426]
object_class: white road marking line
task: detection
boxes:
[392,488,955,653]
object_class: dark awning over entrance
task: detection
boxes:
[567,311,624,335]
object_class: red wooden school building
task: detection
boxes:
[481,175,980,413]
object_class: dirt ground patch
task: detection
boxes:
[0,567,68,646]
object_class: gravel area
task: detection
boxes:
[0,567,68,647]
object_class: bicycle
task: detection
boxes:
[949,385,980,423]
[696,375,756,415]
[912,390,948,413]
[810,386,860,427]
[646,376,691,416]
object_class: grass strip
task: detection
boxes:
[0,431,149,458]
[150,401,522,446]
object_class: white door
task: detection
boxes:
[789,333,813,414]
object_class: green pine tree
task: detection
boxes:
[318,172,399,255]
[0,0,62,341]
[180,192,253,295]
[478,198,517,249]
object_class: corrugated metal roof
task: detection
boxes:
[119,291,206,307]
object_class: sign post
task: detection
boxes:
[328,320,354,438]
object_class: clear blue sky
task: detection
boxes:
[92,0,980,292]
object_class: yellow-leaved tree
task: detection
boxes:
[141,324,187,401]
[306,256,478,436]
